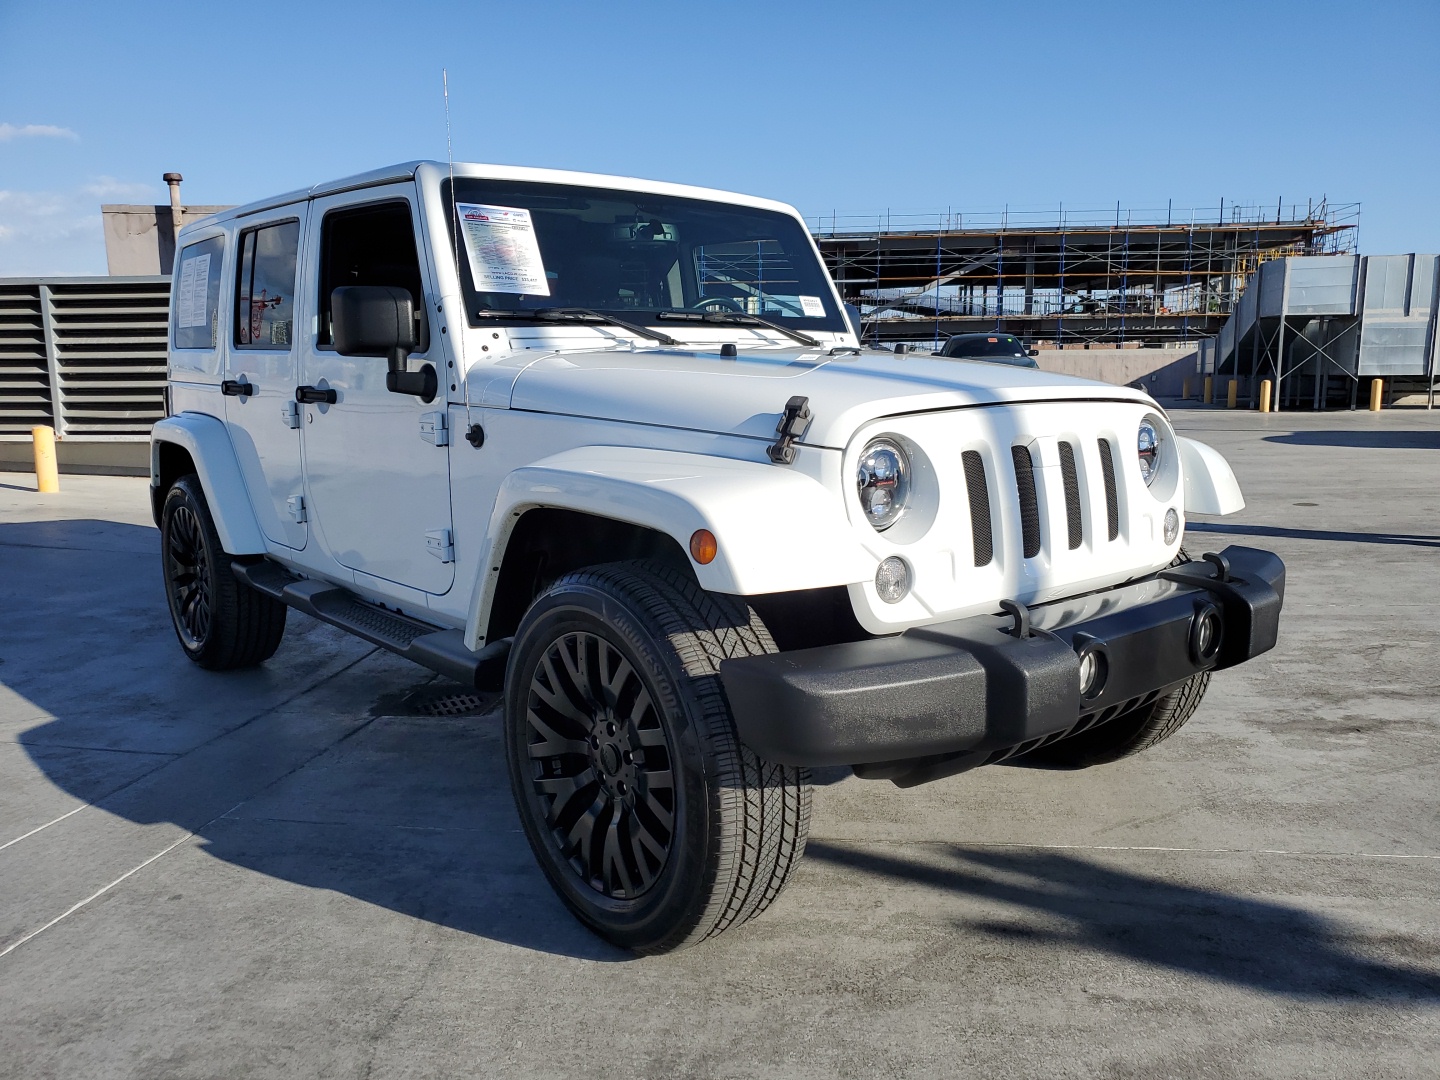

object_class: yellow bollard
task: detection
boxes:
[1369,378,1383,412]
[1259,379,1273,413]
[1226,379,1238,409]
[1181,377,1192,400]
[32,425,59,493]
[1203,375,1214,404]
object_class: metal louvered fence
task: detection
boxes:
[0,276,171,443]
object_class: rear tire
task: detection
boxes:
[503,560,810,954]
[160,475,286,670]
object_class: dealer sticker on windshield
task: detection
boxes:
[798,295,826,318]
[456,203,551,296]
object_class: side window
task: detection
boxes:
[173,236,224,349]
[317,201,425,347]
[235,220,300,349]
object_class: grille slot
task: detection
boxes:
[962,450,993,567]
[1097,437,1120,541]
[1011,444,1042,559]
[1058,440,1083,550]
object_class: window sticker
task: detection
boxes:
[456,202,550,296]
[798,294,826,318]
[177,253,211,328]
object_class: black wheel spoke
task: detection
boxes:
[602,815,636,897]
[164,502,213,652]
[526,630,676,900]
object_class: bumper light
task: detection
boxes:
[1190,603,1223,663]
[1077,644,1109,699]
[875,557,911,604]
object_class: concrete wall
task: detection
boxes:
[102,204,232,275]
[1032,346,1198,397]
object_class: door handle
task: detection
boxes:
[295,385,338,405]
[221,379,255,397]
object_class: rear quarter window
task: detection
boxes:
[173,236,225,350]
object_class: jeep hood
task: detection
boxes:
[486,346,1155,449]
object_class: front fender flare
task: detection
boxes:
[150,413,267,554]
[466,446,871,648]
[1178,436,1245,516]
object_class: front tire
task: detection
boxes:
[160,475,286,670]
[1025,547,1208,768]
[503,560,810,954]
[1023,670,1211,768]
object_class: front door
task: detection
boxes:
[224,209,308,550]
[297,187,455,595]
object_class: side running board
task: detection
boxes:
[233,559,509,691]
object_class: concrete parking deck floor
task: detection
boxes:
[1,408,1438,1079]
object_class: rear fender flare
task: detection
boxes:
[150,413,267,554]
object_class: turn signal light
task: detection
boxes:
[690,529,718,565]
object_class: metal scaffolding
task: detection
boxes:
[810,200,1358,347]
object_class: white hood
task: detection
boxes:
[488,345,1156,448]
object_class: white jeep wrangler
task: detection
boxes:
[151,161,1283,953]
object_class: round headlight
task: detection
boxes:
[1137,417,1163,486]
[857,438,911,531]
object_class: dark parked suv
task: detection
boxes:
[937,332,1039,367]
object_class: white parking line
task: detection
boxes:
[815,838,1440,860]
[0,804,89,852]
[0,829,198,960]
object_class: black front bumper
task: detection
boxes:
[720,545,1284,778]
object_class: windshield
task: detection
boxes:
[442,178,846,334]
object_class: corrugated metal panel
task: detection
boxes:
[1236,274,1259,331]
[1284,255,1358,316]
[1358,255,1438,376]
[0,277,170,441]
[0,284,52,435]
[1256,259,1285,318]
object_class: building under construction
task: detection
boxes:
[812,200,1358,348]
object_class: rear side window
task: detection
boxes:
[317,201,425,347]
[173,236,224,350]
[235,220,300,349]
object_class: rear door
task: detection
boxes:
[224,209,308,550]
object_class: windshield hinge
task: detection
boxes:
[420,411,449,446]
[766,396,812,465]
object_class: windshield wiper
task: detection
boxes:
[475,307,683,347]
[656,309,821,348]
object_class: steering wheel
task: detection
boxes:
[690,296,745,313]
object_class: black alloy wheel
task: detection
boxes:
[504,560,811,954]
[524,630,677,899]
[159,475,287,670]
[164,501,212,650]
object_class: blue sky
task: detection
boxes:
[1,0,1436,275]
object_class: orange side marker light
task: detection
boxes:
[690,529,718,565]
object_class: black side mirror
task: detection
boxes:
[331,285,436,402]
[1028,348,1040,357]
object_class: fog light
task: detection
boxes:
[875,557,910,604]
[1164,507,1180,545]
[1078,646,1108,699]
[1191,604,1223,663]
